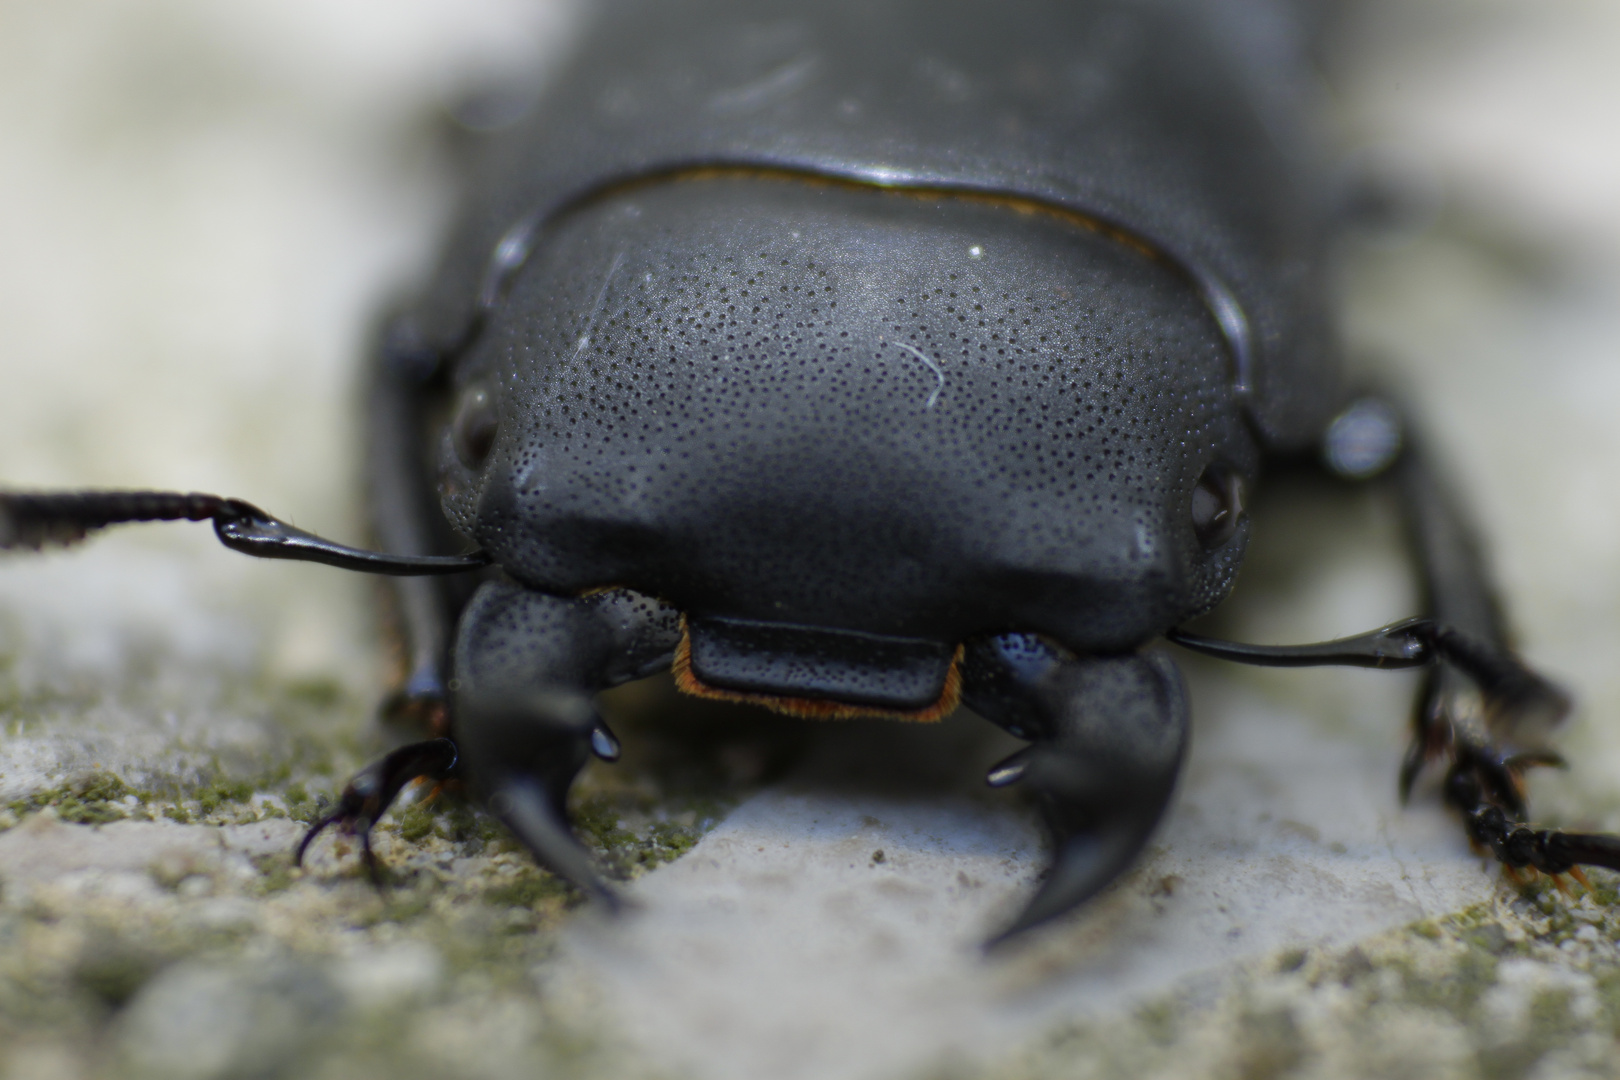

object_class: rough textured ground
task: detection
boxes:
[2,1,1619,1078]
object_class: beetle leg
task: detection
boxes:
[1168,617,1569,794]
[1321,395,1569,792]
[451,580,680,906]
[962,634,1189,944]
[1319,396,1620,880]
[296,737,459,883]
[1367,403,1600,873]
[1167,616,1620,883]
[1445,760,1620,880]
[366,316,481,736]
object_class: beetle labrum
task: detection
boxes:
[3,0,1617,943]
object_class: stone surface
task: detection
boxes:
[3,1,1620,1078]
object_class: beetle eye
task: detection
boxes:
[1191,465,1246,548]
[452,385,499,469]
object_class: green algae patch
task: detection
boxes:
[482,868,576,910]
[644,819,701,863]
[396,802,438,843]
[961,889,1620,1080]
[358,890,437,927]
[573,795,636,847]
[0,648,748,1080]
[7,772,134,826]
[195,777,256,816]
[1396,948,1498,1016]
[568,792,728,880]
[0,876,637,1080]
[1584,876,1620,908]
[251,852,298,895]
[1274,947,1309,973]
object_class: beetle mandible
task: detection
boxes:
[3,0,1617,943]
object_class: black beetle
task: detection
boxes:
[3,0,1618,943]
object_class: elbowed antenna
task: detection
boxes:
[1166,616,1435,670]
[0,489,489,576]
[1166,616,1570,729]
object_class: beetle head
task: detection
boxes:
[439,174,1258,650]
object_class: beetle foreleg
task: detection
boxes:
[1320,396,1572,798]
[962,634,1188,944]
[1335,398,1618,881]
[1444,755,1620,880]
[1193,395,1620,886]
[365,316,482,735]
[296,737,459,884]
[1166,614,1620,884]
[1167,617,1570,755]
[451,581,680,906]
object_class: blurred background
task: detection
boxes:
[0,0,579,695]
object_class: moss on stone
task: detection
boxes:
[7,773,133,826]
[396,802,438,843]
[1275,947,1309,973]
[950,884,1620,1080]
[641,822,699,867]
[573,795,638,856]
[429,801,506,849]
[359,890,436,926]
[0,635,726,1080]
[195,778,255,816]
[54,795,126,826]
[1398,950,1498,1016]
[252,852,298,895]
[482,869,575,910]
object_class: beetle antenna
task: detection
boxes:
[0,489,489,575]
[1167,618,1570,730]
[1166,617,1435,670]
